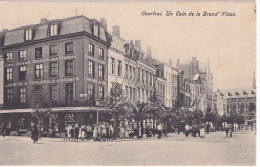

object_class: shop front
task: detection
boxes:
[0,107,109,137]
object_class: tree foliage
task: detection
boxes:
[30,90,52,122]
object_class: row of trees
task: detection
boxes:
[29,83,245,137]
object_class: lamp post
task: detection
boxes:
[96,99,100,126]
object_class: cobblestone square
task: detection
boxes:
[0,130,256,166]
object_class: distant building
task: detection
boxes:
[215,87,256,125]
[178,57,213,113]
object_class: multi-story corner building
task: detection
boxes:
[0,15,112,133]
[108,26,156,105]
[215,87,256,125]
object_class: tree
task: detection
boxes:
[106,82,137,137]
[131,102,148,137]
[143,89,166,136]
[30,90,52,137]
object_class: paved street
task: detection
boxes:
[0,130,256,166]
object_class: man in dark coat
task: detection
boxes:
[74,124,80,142]
[2,124,7,138]
[32,125,39,143]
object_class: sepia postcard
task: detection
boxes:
[0,0,257,166]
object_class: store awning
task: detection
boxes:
[0,108,33,114]
[0,107,108,114]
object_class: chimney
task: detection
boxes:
[41,18,49,24]
[135,40,141,49]
[112,25,120,37]
[177,59,180,68]
[100,18,107,31]
[169,59,172,66]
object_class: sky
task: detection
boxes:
[0,1,256,90]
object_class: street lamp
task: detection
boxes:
[96,99,100,126]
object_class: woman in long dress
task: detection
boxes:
[200,126,205,138]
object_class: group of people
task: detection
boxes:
[184,124,206,138]
[64,124,115,142]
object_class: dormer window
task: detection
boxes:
[94,24,99,37]
[50,24,58,36]
[25,29,32,41]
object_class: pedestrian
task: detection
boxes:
[102,126,107,142]
[31,125,39,143]
[64,126,68,141]
[228,124,233,138]
[93,127,98,141]
[2,124,7,138]
[225,124,229,137]
[106,125,110,141]
[200,126,205,138]
[185,124,190,137]
[74,124,80,142]
[70,125,75,142]
[81,125,86,141]
[157,124,162,139]
[138,126,142,138]
[109,125,114,141]
[67,125,72,141]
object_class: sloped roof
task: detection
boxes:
[4,15,108,46]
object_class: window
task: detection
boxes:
[35,64,43,79]
[117,60,122,77]
[133,88,136,102]
[146,71,148,84]
[50,62,58,78]
[25,29,32,41]
[6,88,13,103]
[19,50,26,61]
[65,60,74,76]
[5,52,12,63]
[88,60,95,78]
[19,66,26,81]
[150,73,153,86]
[50,24,58,36]
[98,64,104,80]
[19,87,26,103]
[65,42,73,54]
[89,43,94,56]
[98,85,104,100]
[142,69,145,83]
[5,67,12,82]
[94,24,99,37]
[65,83,74,104]
[133,67,136,81]
[125,64,128,78]
[129,66,132,80]
[50,84,58,101]
[35,47,42,59]
[137,67,140,82]
[50,45,57,56]
[111,58,115,74]
[88,83,94,100]
[34,85,42,93]
[99,48,104,59]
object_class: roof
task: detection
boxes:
[218,87,256,98]
[4,15,109,46]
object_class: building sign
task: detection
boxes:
[5,77,79,87]
[15,55,76,66]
